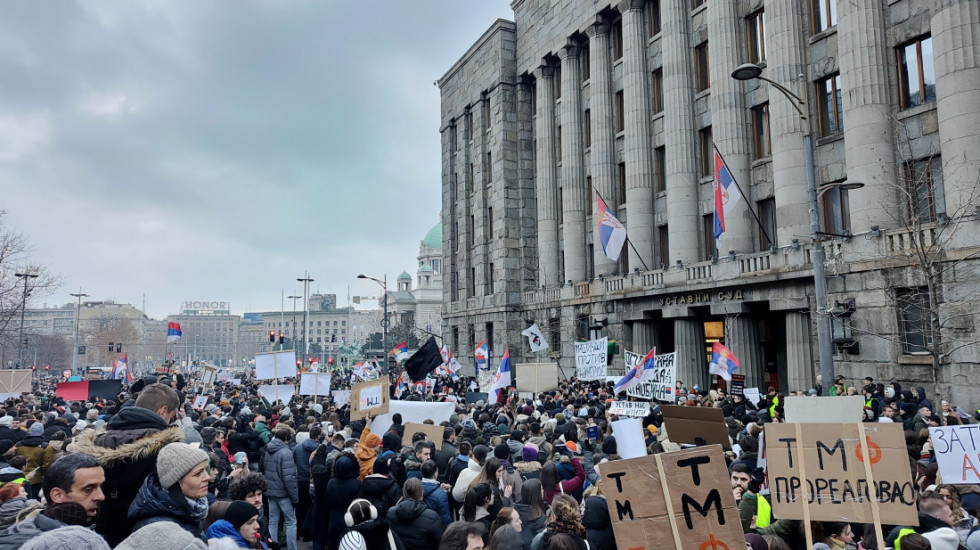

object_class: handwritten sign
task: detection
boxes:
[765,423,917,524]
[192,395,209,410]
[575,337,608,381]
[331,389,351,407]
[650,352,676,402]
[729,374,744,396]
[201,367,217,387]
[598,445,745,550]
[514,363,559,392]
[351,377,390,420]
[609,401,651,418]
[257,385,295,405]
[930,425,980,484]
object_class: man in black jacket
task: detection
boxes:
[310,432,344,550]
[263,427,298,550]
[434,426,458,483]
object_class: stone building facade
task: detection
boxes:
[438,0,980,407]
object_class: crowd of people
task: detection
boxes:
[0,367,977,550]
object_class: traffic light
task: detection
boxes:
[278,331,285,344]
[296,359,301,368]
[116,343,122,353]
[44,365,49,371]
[31,365,37,371]
[108,342,114,351]
[269,330,276,343]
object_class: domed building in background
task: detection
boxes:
[388,221,443,338]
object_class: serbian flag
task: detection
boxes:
[614,347,655,395]
[597,195,627,261]
[57,380,123,401]
[474,341,488,371]
[708,342,740,382]
[488,348,512,404]
[394,370,408,397]
[713,150,742,241]
[388,342,408,363]
[167,322,182,344]
[111,354,133,384]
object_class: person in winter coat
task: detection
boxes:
[254,418,272,446]
[357,457,401,519]
[311,433,345,550]
[581,490,616,550]
[228,418,264,467]
[128,442,211,540]
[387,478,443,548]
[0,483,38,528]
[516,445,543,480]
[420,460,452,526]
[453,444,488,503]
[206,500,264,549]
[14,423,52,499]
[530,494,590,550]
[541,456,585,505]
[0,416,23,445]
[293,425,320,541]
[433,427,458,482]
[263,427,299,550]
[516,479,548,550]
[354,424,381,481]
[447,441,472,494]
[326,454,362,550]
[462,483,495,542]
[338,498,401,550]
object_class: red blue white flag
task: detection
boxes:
[713,150,742,241]
[597,195,627,261]
[489,348,512,404]
[167,322,182,344]
[708,342,740,382]
[614,346,655,395]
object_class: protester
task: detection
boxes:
[338,498,399,550]
[263,427,299,550]
[326,453,362,550]
[387,478,444,547]
[128,441,210,540]
[206,500,263,549]
[529,494,588,550]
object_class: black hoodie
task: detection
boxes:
[358,475,401,518]
[582,496,617,550]
[387,499,443,548]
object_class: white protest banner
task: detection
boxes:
[351,378,390,420]
[650,352,676,402]
[610,417,647,459]
[299,373,332,397]
[331,390,351,407]
[608,401,650,418]
[231,378,242,386]
[930,425,980,484]
[216,371,233,383]
[369,400,455,433]
[254,350,298,380]
[743,387,761,406]
[192,395,209,410]
[785,395,865,424]
[575,337,608,381]
[201,367,217,387]
[258,385,295,405]
[598,445,745,550]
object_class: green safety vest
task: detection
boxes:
[0,477,25,486]
[755,494,772,528]
[894,527,917,550]
[769,395,780,418]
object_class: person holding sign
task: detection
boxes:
[355,416,381,481]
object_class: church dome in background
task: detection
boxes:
[422,222,442,249]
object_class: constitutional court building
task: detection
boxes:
[437,0,980,406]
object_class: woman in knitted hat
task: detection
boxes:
[128,442,211,540]
[206,500,263,548]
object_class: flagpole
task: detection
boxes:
[594,189,650,271]
[713,145,769,242]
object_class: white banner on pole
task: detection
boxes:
[610,417,647,459]
[331,390,351,407]
[369,401,455,433]
[608,401,650,418]
[575,337,608,381]
[299,373,332,396]
[255,350,298,380]
[258,384,294,405]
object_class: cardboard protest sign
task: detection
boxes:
[575,337,608,381]
[598,445,745,550]
[404,422,444,444]
[331,389,351,407]
[258,385,295,405]
[611,417,648,459]
[660,406,731,449]
[0,370,31,396]
[254,350,298,380]
[299,373,332,396]
[785,395,864,424]
[765,422,917,524]
[514,363,559,392]
[608,401,650,418]
[930,425,980,484]
[351,378,390,420]
[729,374,744,396]
[192,395,209,410]
[201,367,217,387]
[369,400,455,433]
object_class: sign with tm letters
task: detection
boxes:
[598,445,744,550]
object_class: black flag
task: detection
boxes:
[404,337,443,382]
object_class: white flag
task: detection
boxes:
[521,323,549,352]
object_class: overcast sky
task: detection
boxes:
[1,0,512,319]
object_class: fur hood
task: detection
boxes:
[72,425,184,467]
[515,461,542,475]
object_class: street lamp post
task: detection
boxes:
[14,272,38,369]
[70,289,89,375]
[297,274,314,362]
[357,274,388,373]
[288,294,301,354]
[731,63,863,394]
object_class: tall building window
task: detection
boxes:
[648,0,661,35]
[897,287,933,354]
[702,214,717,261]
[695,42,710,92]
[817,73,843,136]
[905,156,945,223]
[655,146,666,192]
[587,244,595,279]
[822,185,852,236]
[450,173,458,202]
[468,268,476,298]
[487,206,493,238]
[531,82,537,116]
[452,327,459,351]
[586,176,593,215]
[698,126,713,177]
[658,225,670,266]
[751,103,771,159]
[451,123,458,151]
[612,19,623,60]
[486,151,492,182]
[467,111,474,140]
[693,0,705,8]
[581,44,590,81]
[486,263,494,294]
[898,36,936,109]
[651,69,664,114]
[557,126,562,157]
[555,65,562,100]
[452,221,459,251]
[746,10,766,64]
[558,186,564,224]
[757,198,777,249]
[468,163,474,193]
[617,162,627,203]
[486,322,494,353]
[451,271,459,301]
[812,0,838,33]
[469,215,475,247]
[584,109,591,148]
[615,90,625,132]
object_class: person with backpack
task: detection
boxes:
[387,478,443,547]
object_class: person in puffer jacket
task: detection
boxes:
[327,454,361,550]
[263,427,298,550]
[128,442,211,540]
[420,460,451,526]
[387,478,443,547]
[206,500,264,549]
[357,457,400,519]
[581,489,616,550]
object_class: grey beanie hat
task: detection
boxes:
[116,521,208,550]
[28,422,44,436]
[20,526,110,550]
[157,442,209,489]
